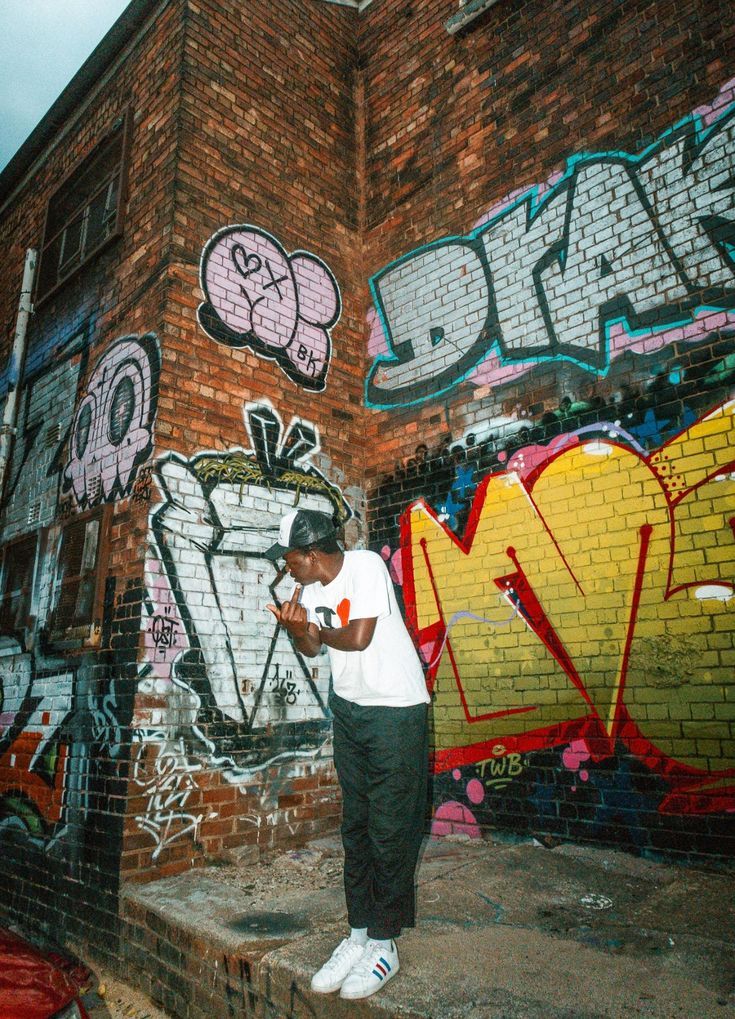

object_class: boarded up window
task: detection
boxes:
[48,507,110,636]
[0,534,38,631]
[36,109,132,303]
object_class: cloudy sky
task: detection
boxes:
[0,0,131,170]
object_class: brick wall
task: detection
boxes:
[0,0,372,954]
[0,0,370,940]
[1,0,732,966]
[0,0,182,954]
[360,0,735,863]
[122,0,366,880]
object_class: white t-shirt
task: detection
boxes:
[299,550,430,707]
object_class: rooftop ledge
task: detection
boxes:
[445,0,501,34]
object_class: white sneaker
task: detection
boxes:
[310,937,367,993]
[339,938,399,999]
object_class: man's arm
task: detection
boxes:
[291,622,323,658]
[319,617,377,652]
[267,588,377,655]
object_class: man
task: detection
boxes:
[266,508,429,1001]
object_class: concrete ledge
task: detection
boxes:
[117,838,735,1018]
[445,0,502,35]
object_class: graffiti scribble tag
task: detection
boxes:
[198,225,341,391]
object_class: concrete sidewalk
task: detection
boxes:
[119,835,735,1018]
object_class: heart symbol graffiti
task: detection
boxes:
[199,225,342,392]
[231,244,264,307]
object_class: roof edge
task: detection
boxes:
[0,0,164,209]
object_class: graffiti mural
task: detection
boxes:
[144,401,351,786]
[398,402,734,822]
[63,333,160,508]
[0,325,153,890]
[131,730,217,861]
[0,645,73,844]
[198,225,341,391]
[366,79,735,407]
[1,337,86,539]
[0,580,142,865]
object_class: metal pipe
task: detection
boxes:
[0,247,36,500]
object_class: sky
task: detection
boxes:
[0,0,132,171]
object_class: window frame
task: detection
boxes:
[46,504,112,647]
[36,107,133,306]
[0,532,40,635]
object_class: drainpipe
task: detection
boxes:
[0,248,36,499]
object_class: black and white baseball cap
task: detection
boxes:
[265,509,338,560]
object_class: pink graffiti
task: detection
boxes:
[390,548,404,585]
[466,778,485,805]
[199,226,340,391]
[693,75,735,128]
[431,801,482,839]
[143,554,185,683]
[379,544,405,586]
[468,350,530,388]
[508,423,651,482]
[469,309,735,394]
[607,309,735,361]
[506,436,580,479]
[367,307,388,358]
[419,639,435,664]
[64,334,158,508]
[563,739,592,787]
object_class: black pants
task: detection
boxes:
[330,691,429,940]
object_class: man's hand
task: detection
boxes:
[267,585,308,637]
[266,587,321,656]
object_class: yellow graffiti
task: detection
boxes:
[406,403,735,780]
[479,752,525,789]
